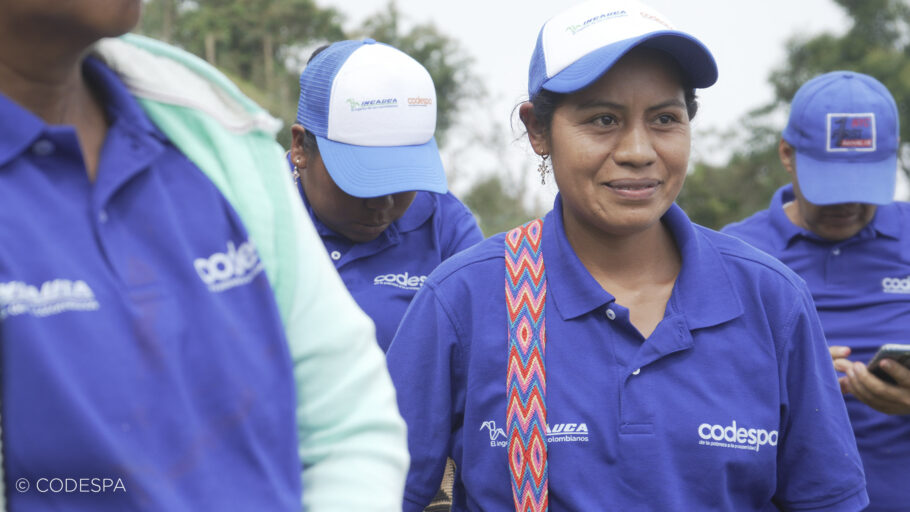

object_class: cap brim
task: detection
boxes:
[315,135,448,198]
[541,31,718,95]
[795,151,897,205]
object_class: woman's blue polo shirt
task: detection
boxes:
[388,195,868,511]
[299,189,483,351]
[0,58,300,510]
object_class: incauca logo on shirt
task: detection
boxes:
[480,420,589,448]
[373,271,427,291]
[194,239,263,292]
[0,279,99,319]
[697,420,778,453]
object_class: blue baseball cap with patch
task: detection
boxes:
[783,71,900,205]
[527,0,717,99]
[296,39,447,198]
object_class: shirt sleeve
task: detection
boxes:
[386,283,464,512]
[100,34,410,510]
[279,165,410,511]
[773,286,869,511]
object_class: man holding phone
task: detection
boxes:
[724,71,910,512]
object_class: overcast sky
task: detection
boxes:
[324,0,852,198]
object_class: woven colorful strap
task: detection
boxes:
[505,219,548,512]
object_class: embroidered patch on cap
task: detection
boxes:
[827,113,876,152]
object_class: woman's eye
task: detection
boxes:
[594,115,617,126]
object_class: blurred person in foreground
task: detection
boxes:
[724,70,910,512]
[0,1,407,510]
[385,0,868,510]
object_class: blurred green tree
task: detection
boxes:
[354,2,479,147]
[677,114,790,230]
[768,0,910,178]
[135,0,475,149]
[462,173,542,237]
[137,0,345,147]
[680,0,910,228]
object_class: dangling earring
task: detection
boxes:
[292,159,301,187]
[537,154,550,185]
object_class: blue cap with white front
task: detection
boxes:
[527,0,718,99]
[296,39,447,198]
[783,71,899,205]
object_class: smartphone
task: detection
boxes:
[867,343,910,385]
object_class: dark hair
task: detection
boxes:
[308,44,330,64]
[301,128,319,156]
[529,87,699,135]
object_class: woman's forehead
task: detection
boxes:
[565,49,686,104]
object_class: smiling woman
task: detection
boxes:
[385,1,870,511]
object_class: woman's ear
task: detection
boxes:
[290,124,309,169]
[519,102,549,156]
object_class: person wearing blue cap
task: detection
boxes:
[385,1,869,510]
[0,1,408,510]
[723,70,910,512]
[289,39,483,353]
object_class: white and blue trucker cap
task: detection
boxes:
[528,0,718,98]
[296,39,447,198]
[782,71,899,206]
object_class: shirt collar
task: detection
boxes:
[0,88,50,170]
[767,184,804,250]
[0,57,163,172]
[542,195,615,320]
[770,183,900,245]
[84,57,160,139]
[544,194,741,329]
[664,202,743,330]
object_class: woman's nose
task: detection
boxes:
[364,194,394,210]
[613,122,657,168]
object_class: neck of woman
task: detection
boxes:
[566,217,680,289]
[563,212,681,338]
[0,45,109,181]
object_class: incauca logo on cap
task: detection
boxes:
[565,10,627,35]
[346,97,398,111]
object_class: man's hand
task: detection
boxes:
[838,358,910,415]
[830,345,852,394]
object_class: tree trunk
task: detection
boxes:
[205,32,216,66]
[263,33,275,94]
[161,0,174,43]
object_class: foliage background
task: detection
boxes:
[137,0,910,234]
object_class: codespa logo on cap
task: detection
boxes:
[407,97,433,107]
[827,113,876,152]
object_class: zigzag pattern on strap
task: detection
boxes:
[505,219,548,512]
